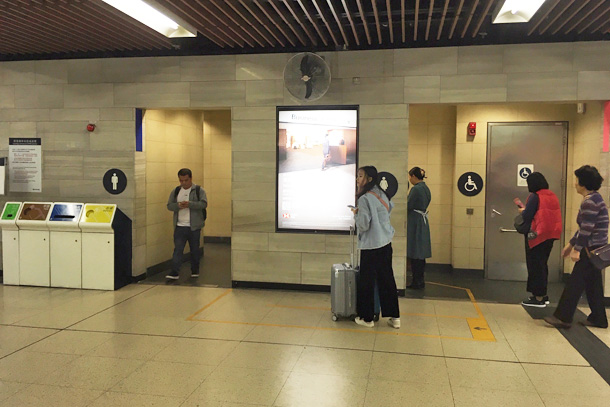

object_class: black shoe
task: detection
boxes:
[578,320,608,328]
[529,295,550,305]
[165,271,179,280]
[191,273,199,278]
[406,283,425,290]
[522,297,546,308]
[373,314,380,322]
[543,315,571,329]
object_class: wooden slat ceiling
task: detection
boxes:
[1,0,609,60]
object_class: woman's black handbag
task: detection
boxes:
[587,245,610,269]
[513,214,530,235]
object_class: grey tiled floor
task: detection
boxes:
[0,283,608,406]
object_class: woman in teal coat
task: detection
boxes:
[407,167,431,289]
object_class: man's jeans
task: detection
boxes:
[172,226,201,274]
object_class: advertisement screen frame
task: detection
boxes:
[276,105,359,235]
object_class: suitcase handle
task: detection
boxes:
[350,225,359,268]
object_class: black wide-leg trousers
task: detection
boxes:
[357,243,400,322]
[554,248,608,327]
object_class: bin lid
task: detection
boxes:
[18,203,51,221]
[1,203,21,220]
[49,203,83,222]
[81,204,115,224]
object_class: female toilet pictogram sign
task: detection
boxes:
[103,169,127,195]
[457,172,483,197]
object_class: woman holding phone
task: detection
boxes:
[518,172,562,307]
[351,166,400,328]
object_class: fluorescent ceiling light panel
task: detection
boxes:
[492,0,546,24]
[102,0,196,37]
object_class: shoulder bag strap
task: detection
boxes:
[367,191,390,212]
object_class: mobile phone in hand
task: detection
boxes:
[513,198,525,208]
[347,205,356,209]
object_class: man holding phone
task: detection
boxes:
[166,168,208,280]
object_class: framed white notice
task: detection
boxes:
[517,164,534,187]
[9,138,42,193]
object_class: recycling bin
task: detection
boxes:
[47,203,84,288]
[16,202,52,287]
[79,204,131,290]
[0,202,22,285]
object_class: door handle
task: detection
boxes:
[499,227,518,233]
[492,209,502,216]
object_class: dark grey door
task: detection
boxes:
[485,122,567,282]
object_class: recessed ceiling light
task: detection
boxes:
[492,0,546,24]
[101,0,196,38]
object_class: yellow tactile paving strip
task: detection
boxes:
[187,282,496,342]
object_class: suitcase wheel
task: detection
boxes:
[332,314,338,322]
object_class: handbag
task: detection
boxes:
[513,214,530,235]
[587,244,610,269]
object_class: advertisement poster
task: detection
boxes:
[9,138,42,193]
[277,107,358,232]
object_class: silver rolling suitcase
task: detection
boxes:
[331,226,359,321]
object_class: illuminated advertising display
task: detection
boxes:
[277,106,358,233]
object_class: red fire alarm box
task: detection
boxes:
[468,122,476,136]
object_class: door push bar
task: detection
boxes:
[499,227,518,233]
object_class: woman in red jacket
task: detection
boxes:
[519,172,562,307]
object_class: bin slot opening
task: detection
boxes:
[54,215,75,219]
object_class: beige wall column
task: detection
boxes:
[203,110,232,238]
[408,105,456,265]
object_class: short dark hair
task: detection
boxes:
[575,165,603,191]
[178,168,192,178]
[409,166,425,180]
[526,172,549,193]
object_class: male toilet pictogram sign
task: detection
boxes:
[457,172,483,197]
[103,169,127,195]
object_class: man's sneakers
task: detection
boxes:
[165,271,179,280]
[354,317,374,328]
[387,318,401,329]
[521,295,550,307]
[191,273,199,278]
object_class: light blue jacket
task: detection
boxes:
[354,185,395,250]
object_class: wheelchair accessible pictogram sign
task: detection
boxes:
[457,172,483,197]
[517,164,534,187]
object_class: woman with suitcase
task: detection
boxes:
[351,166,400,328]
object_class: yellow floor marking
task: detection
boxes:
[267,304,468,320]
[467,318,495,341]
[186,288,233,321]
[186,283,496,342]
[427,281,495,341]
[188,317,491,342]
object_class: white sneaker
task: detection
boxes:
[387,318,401,329]
[354,317,374,328]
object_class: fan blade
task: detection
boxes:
[305,80,313,99]
[300,55,310,76]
